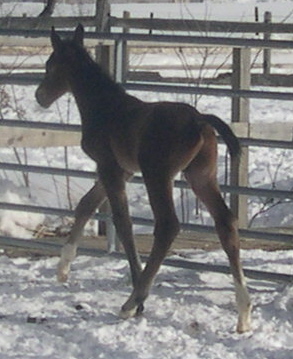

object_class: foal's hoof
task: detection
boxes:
[236,315,252,334]
[57,263,69,283]
[237,321,252,334]
[57,271,68,283]
[236,304,252,334]
[119,303,144,319]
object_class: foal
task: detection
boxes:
[35,25,251,333]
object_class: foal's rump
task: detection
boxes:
[138,102,240,171]
[138,102,206,174]
[199,114,241,159]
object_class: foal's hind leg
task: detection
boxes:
[185,167,251,333]
[57,179,107,282]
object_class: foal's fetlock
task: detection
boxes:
[57,261,70,282]
[119,302,144,320]
[237,303,252,334]
[119,292,146,319]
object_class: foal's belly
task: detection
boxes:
[111,141,140,173]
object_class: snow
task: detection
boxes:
[0,180,44,238]
[0,250,293,358]
[1,0,293,357]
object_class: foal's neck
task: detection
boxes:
[68,51,126,124]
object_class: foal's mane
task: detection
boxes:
[64,39,125,94]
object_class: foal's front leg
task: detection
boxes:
[57,179,107,282]
[99,165,142,288]
[120,175,180,318]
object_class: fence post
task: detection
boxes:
[122,11,130,81]
[94,0,117,248]
[263,11,272,75]
[114,11,129,83]
[95,0,113,73]
[230,47,250,228]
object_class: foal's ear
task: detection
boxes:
[74,24,84,46]
[51,26,62,51]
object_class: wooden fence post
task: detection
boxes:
[95,0,112,74]
[263,11,272,75]
[230,47,250,228]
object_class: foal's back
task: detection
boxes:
[107,97,208,176]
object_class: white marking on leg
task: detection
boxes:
[234,276,252,333]
[119,306,138,320]
[57,243,77,282]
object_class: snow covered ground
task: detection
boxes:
[1,1,293,357]
[0,249,293,359]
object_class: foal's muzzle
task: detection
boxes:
[35,86,52,109]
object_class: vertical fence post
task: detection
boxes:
[95,0,117,249]
[254,7,259,36]
[95,0,113,74]
[122,11,130,81]
[263,11,272,75]
[114,12,129,83]
[95,0,109,237]
[114,38,125,83]
[230,47,250,229]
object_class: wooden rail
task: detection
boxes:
[1,120,292,148]
[1,14,293,34]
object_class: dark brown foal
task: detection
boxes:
[35,24,251,333]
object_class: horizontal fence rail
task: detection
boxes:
[3,28,293,49]
[110,16,293,34]
[1,201,293,245]
[1,160,293,200]
[2,73,293,102]
[0,235,291,283]
[0,160,293,245]
[2,14,293,35]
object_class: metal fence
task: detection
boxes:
[1,27,293,282]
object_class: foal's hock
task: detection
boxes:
[35,24,252,333]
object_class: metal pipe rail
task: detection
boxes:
[0,201,293,245]
[1,159,293,245]
[124,82,293,102]
[1,160,293,201]
[2,73,293,102]
[0,235,291,283]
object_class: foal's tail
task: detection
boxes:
[201,114,241,159]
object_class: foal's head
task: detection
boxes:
[35,24,85,108]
